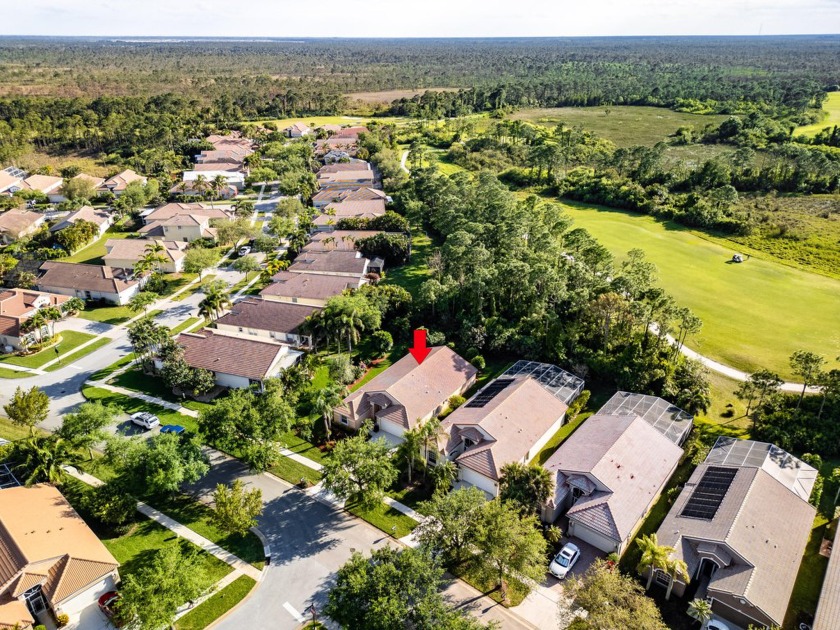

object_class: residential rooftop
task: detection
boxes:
[215,298,319,335]
[177,328,294,381]
[260,271,361,301]
[596,390,694,445]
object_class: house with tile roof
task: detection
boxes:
[311,185,388,209]
[814,522,840,630]
[0,210,45,244]
[316,164,375,190]
[142,203,234,224]
[653,437,817,629]
[19,175,64,201]
[103,239,188,274]
[98,169,146,196]
[314,200,387,231]
[37,262,141,305]
[213,298,318,348]
[176,328,302,390]
[440,360,584,498]
[0,484,120,630]
[139,213,218,242]
[0,288,70,351]
[287,250,371,278]
[49,205,113,238]
[334,347,477,440]
[0,167,25,195]
[283,122,312,138]
[302,230,384,253]
[259,271,363,308]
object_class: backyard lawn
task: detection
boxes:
[383,231,433,297]
[558,200,840,379]
[59,230,133,265]
[0,330,96,369]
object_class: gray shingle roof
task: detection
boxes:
[813,523,840,630]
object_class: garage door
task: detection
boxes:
[569,520,619,554]
[379,418,405,440]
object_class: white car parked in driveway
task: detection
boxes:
[549,542,581,579]
[130,411,160,430]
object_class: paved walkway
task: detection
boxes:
[86,381,199,417]
[63,466,262,581]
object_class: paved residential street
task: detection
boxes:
[188,451,537,630]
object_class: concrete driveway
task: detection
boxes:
[186,451,535,630]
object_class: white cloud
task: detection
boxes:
[4,0,840,36]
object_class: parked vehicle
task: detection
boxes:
[706,621,731,630]
[238,246,251,256]
[160,424,185,435]
[549,542,581,579]
[130,411,160,430]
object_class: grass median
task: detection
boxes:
[175,575,257,630]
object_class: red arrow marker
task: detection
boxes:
[409,329,431,365]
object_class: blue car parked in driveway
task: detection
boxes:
[160,424,186,435]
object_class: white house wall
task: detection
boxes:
[54,572,118,617]
[213,323,309,347]
[459,466,499,498]
[213,371,253,389]
[35,283,140,305]
[527,413,566,464]
[259,294,330,308]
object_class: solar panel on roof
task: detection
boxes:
[465,378,515,408]
[680,466,737,520]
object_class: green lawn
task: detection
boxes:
[170,317,204,335]
[269,455,322,486]
[383,231,433,297]
[449,558,530,607]
[175,575,257,630]
[785,515,833,628]
[0,415,47,441]
[171,275,216,302]
[44,337,111,371]
[345,499,418,538]
[0,330,96,369]
[60,231,133,265]
[109,367,214,413]
[509,106,728,147]
[279,430,327,465]
[78,304,162,326]
[0,367,32,379]
[90,354,136,381]
[81,384,200,434]
[795,92,840,137]
[558,200,840,379]
[150,493,265,569]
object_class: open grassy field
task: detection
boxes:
[346,88,459,104]
[509,106,728,147]
[558,200,840,379]
[244,114,409,130]
[727,194,840,280]
[795,92,840,137]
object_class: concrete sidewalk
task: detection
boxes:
[86,381,199,417]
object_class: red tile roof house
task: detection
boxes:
[213,298,319,348]
[259,271,363,308]
[0,288,70,351]
[0,484,120,630]
[287,251,371,278]
[652,437,817,630]
[334,347,477,442]
[542,392,691,553]
[440,360,584,498]
[36,261,141,305]
[174,328,303,391]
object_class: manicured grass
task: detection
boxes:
[150,493,266,569]
[349,357,393,392]
[269,455,321,486]
[81,385,200,434]
[345,499,418,538]
[696,371,751,434]
[0,415,47,441]
[449,558,530,607]
[279,430,326,465]
[171,275,215,302]
[59,231,133,265]
[175,575,257,630]
[509,106,728,147]
[109,367,214,413]
[383,231,433,297]
[0,330,96,369]
[170,317,204,335]
[530,411,591,466]
[795,92,840,137]
[90,354,136,381]
[558,200,840,378]
[44,337,111,371]
[785,515,832,628]
[0,367,31,379]
[388,482,434,515]
[78,304,162,326]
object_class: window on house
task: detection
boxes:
[655,571,671,587]
[340,415,348,425]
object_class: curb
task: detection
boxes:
[250,526,271,565]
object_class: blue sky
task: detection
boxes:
[6,0,840,37]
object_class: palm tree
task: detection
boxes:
[143,241,168,274]
[210,174,228,206]
[687,598,713,627]
[636,533,675,591]
[199,282,232,320]
[192,174,209,199]
[23,311,47,346]
[40,306,63,340]
[665,557,690,600]
[419,417,443,475]
[429,459,457,494]
[62,297,85,315]
[17,436,74,486]
[397,427,423,484]
[313,382,346,440]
